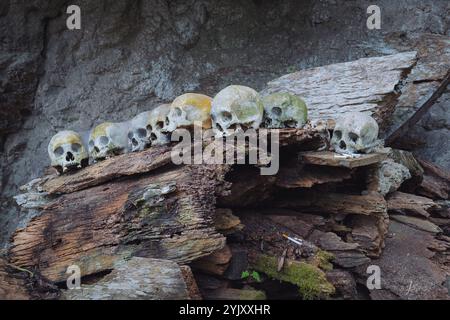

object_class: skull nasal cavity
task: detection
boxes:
[132,138,138,146]
[339,140,347,149]
[221,111,232,122]
[66,152,74,161]
[271,107,282,116]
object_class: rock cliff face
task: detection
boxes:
[0,0,449,245]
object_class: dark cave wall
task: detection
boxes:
[0,0,449,246]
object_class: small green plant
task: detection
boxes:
[241,270,262,282]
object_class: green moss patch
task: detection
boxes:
[252,254,335,300]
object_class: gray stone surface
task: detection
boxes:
[1,0,449,246]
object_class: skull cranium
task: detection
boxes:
[211,85,264,136]
[48,130,88,173]
[88,122,128,161]
[262,92,308,128]
[162,93,212,133]
[330,112,379,155]
[127,104,171,152]
[147,104,171,145]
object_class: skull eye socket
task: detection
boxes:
[71,143,82,152]
[348,132,358,142]
[99,136,109,146]
[146,124,153,131]
[155,121,164,129]
[333,130,342,140]
[54,146,64,156]
[220,111,232,122]
[137,128,147,138]
[271,107,282,116]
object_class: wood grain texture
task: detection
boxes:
[262,51,418,126]
[299,151,387,168]
[11,165,226,282]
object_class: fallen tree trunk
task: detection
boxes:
[11,164,228,283]
[10,128,325,284]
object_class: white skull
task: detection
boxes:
[148,104,171,145]
[162,93,212,133]
[88,122,128,161]
[127,104,171,152]
[211,85,264,136]
[262,92,308,128]
[48,130,88,173]
[128,111,151,152]
[331,112,379,155]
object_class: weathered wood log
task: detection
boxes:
[11,128,326,285]
[11,165,227,283]
[276,163,352,189]
[390,215,442,234]
[299,151,388,169]
[273,191,387,217]
[387,191,440,218]
[62,257,191,300]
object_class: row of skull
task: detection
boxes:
[48,84,379,174]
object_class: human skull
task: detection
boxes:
[128,111,151,152]
[262,92,308,128]
[211,85,264,136]
[127,104,171,152]
[148,104,171,145]
[330,112,379,155]
[48,130,88,173]
[162,93,212,133]
[88,122,128,161]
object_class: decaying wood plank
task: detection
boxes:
[10,166,226,282]
[273,191,387,216]
[63,257,190,300]
[390,215,442,234]
[262,51,418,127]
[299,151,388,168]
[387,191,440,218]
[42,145,173,195]
[276,164,352,188]
[40,128,326,196]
